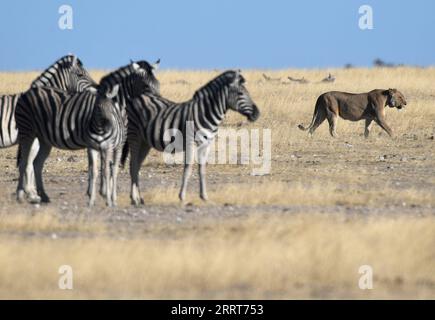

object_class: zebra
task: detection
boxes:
[88,59,160,203]
[15,62,154,207]
[121,70,260,206]
[0,54,96,149]
[1,54,95,198]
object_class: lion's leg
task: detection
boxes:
[364,119,373,138]
[327,113,338,137]
[375,117,394,138]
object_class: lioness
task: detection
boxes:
[298,89,407,138]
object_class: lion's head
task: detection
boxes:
[385,88,407,109]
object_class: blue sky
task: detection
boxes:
[0,0,434,70]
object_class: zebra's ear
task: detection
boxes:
[152,59,160,70]
[106,84,120,99]
[132,62,140,70]
[239,75,246,85]
[87,87,98,95]
[236,69,246,84]
[230,70,244,86]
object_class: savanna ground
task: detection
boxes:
[0,67,434,299]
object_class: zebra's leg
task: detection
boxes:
[110,147,123,207]
[87,148,99,207]
[33,142,52,203]
[179,143,195,203]
[16,137,40,203]
[24,139,40,198]
[197,144,211,201]
[102,150,114,207]
[86,148,93,197]
[99,154,107,198]
[26,139,40,196]
[130,140,151,206]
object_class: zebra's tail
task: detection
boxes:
[120,142,129,169]
[16,144,21,168]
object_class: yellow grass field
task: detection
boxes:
[0,67,434,299]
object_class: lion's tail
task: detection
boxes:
[297,123,310,131]
[298,97,322,131]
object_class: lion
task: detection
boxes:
[298,89,407,138]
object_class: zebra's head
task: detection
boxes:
[31,54,96,92]
[227,70,260,122]
[96,60,160,100]
[96,84,120,106]
[131,59,161,95]
[93,84,121,129]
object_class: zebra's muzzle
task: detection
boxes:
[247,105,260,122]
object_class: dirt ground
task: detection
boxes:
[0,68,434,299]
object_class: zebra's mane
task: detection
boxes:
[193,71,239,101]
[98,61,160,97]
[99,64,138,87]
[99,60,155,86]
[31,55,83,87]
[135,61,155,75]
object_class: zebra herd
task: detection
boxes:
[0,55,260,207]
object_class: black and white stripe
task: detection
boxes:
[0,94,21,147]
[30,55,96,92]
[88,60,161,203]
[122,70,260,205]
[15,62,154,207]
[0,55,96,149]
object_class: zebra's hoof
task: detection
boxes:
[200,194,208,201]
[28,194,41,204]
[17,190,26,203]
[40,194,51,203]
[131,199,141,207]
[178,193,186,202]
[131,196,144,207]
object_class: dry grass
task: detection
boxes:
[0,67,434,299]
[0,213,434,299]
[135,181,435,207]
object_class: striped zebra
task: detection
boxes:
[121,70,260,206]
[15,62,155,207]
[0,54,95,149]
[88,59,160,202]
